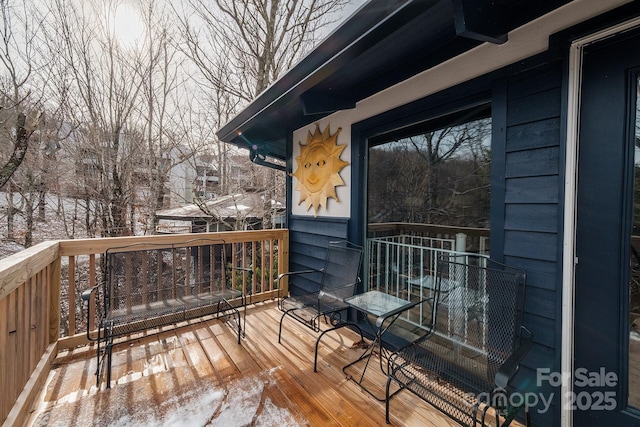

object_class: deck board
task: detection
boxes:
[28,301,522,427]
[245,305,382,427]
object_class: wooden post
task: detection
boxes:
[48,257,61,344]
[67,256,75,336]
[279,234,289,296]
[269,239,274,292]
[88,254,96,332]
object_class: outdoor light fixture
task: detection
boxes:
[237,132,286,171]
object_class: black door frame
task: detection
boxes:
[566,17,640,427]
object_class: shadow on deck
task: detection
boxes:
[29,301,470,427]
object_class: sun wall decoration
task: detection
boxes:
[292,123,349,217]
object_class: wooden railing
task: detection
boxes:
[0,241,61,427]
[0,229,289,427]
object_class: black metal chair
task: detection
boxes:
[277,241,364,371]
[385,254,532,426]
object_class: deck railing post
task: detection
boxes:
[455,232,466,255]
[279,233,289,295]
[49,256,61,344]
[67,256,75,335]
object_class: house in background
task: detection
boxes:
[193,163,219,199]
[217,1,640,426]
[155,192,285,233]
[165,146,197,206]
[164,148,281,209]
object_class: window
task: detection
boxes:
[367,104,492,234]
[365,104,493,340]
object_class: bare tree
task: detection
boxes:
[175,0,350,103]
[0,0,42,190]
[368,118,492,227]
[0,0,61,247]
[172,0,349,227]
[134,0,184,234]
[0,0,352,246]
[43,0,148,237]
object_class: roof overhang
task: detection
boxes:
[216,0,572,161]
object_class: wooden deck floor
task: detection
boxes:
[28,301,496,427]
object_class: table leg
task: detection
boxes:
[343,332,386,401]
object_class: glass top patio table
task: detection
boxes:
[342,290,426,401]
[344,290,418,318]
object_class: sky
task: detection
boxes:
[111,0,370,50]
[112,2,146,46]
[320,0,369,39]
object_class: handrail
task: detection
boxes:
[57,229,287,256]
[0,240,59,300]
[0,240,61,426]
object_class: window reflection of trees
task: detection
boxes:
[368,117,491,228]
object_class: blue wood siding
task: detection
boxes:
[505,176,560,204]
[505,204,558,232]
[286,216,350,294]
[503,60,563,426]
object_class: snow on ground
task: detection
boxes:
[0,193,93,259]
[0,192,152,259]
[32,366,303,427]
[0,239,26,259]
